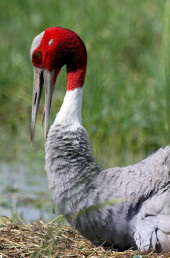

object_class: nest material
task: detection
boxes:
[0,217,169,258]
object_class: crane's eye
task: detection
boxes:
[32,51,42,64]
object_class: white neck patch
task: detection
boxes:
[54,88,83,129]
[30,31,45,57]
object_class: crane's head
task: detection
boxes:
[30,27,87,140]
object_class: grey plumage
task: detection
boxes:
[46,121,170,251]
[30,27,170,252]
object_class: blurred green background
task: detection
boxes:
[0,0,169,167]
[1,0,170,169]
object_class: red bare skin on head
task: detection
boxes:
[32,27,87,91]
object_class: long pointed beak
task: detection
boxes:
[43,69,55,138]
[31,67,55,141]
[31,67,43,141]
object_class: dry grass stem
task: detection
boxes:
[0,217,170,257]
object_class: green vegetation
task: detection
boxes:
[0,0,169,167]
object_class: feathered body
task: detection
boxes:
[45,88,170,251]
[31,27,170,251]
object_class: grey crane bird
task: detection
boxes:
[30,27,170,252]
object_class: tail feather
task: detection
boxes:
[134,214,170,251]
[156,229,170,252]
[155,214,170,251]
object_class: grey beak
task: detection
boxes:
[31,67,55,141]
[43,69,55,138]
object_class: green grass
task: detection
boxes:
[163,0,170,140]
[0,0,169,167]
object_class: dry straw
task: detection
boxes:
[0,216,169,258]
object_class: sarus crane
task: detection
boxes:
[30,27,170,251]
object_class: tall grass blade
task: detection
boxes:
[163,0,170,141]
